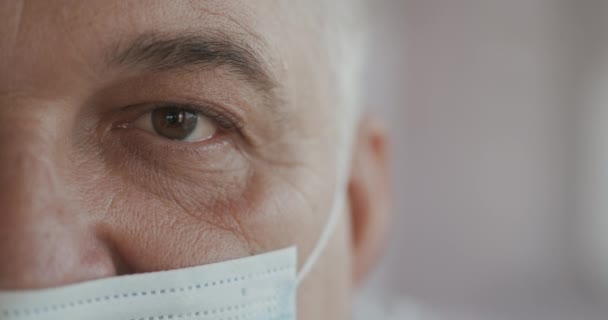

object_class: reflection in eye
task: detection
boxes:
[133,106,218,142]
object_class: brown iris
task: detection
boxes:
[151,107,198,140]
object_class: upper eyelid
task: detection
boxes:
[181,104,244,130]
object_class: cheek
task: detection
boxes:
[91,170,324,273]
[74,132,255,270]
[74,123,330,274]
[82,156,312,273]
[90,179,256,272]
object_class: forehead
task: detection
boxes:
[0,1,320,92]
[4,1,277,47]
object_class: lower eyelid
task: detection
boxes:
[102,129,242,190]
[116,125,232,154]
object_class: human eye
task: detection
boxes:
[133,106,214,142]
[124,103,242,143]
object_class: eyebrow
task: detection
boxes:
[109,31,276,92]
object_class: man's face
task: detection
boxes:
[0,1,390,319]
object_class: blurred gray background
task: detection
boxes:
[360,1,607,319]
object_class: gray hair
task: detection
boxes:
[321,0,370,159]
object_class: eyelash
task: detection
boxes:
[158,103,243,131]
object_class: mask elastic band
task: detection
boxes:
[296,147,351,286]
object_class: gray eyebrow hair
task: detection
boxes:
[109,31,276,92]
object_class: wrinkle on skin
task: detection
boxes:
[2,0,24,65]
[100,193,117,222]
[185,1,271,54]
[107,197,252,271]
[226,210,261,256]
[245,134,338,217]
[0,146,59,213]
[117,163,256,252]
[60,29,105,84]
[273,168,322,215]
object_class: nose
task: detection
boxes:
[0,128,118,290]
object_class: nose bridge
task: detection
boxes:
[0,113,63,214]
[0,104,118,290]
[0,94,72,198]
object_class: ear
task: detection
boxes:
[348,114,392,287]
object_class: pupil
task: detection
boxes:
[152,107,198,140]
[165,110,184,125]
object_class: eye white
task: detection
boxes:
[183,114,216,142]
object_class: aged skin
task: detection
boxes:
[0,1,391,319]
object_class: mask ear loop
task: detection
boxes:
[296,148,352,287]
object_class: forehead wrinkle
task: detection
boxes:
[185,1,268,46]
